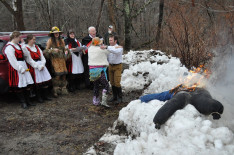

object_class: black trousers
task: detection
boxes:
[82,54,90,87]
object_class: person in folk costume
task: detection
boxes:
[3,31,35,109]
[88,37,112,107]
[82,26,103,89]
[43,26,70,97]
[101,35,123,104]
[22,34,52,103]
[64,29,86,92]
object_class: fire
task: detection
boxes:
[175,65,211,93]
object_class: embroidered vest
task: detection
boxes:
[26,45,41,61]
[7,44,24,61]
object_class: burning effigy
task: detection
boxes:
[140,65,224,129]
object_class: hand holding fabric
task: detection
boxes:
[19,65,26,74]
[38,65,44,71]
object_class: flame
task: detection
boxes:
[177,65,211,93]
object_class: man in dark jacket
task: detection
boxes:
[82,26,102,89]
[104,25,117,45]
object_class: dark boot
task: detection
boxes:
[116,87,123,104]
[36,88,44,103]
[75,78,81,90]
[108,86,117,102]
[68,78,75,92]
[42,88,52,101]
[17,91,28,109]
[24,90,36,106]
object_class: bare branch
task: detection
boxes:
[0,0,15,15]
[180,0,234,12]
[131,0,156,19]
[114,4,124,12]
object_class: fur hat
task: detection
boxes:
[92,37,103,46]
[49,26,63,36]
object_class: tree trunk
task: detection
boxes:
[0,0,25,30]
[107,0,117,30]
[123,0,132,51]
[14,0,25,30]
[155,0,164,47]
[96,0,105,33]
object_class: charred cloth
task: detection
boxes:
[152,88,224,129]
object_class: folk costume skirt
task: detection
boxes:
[8,60,34,88]
[67,53,84,74]
[27,60,52,84]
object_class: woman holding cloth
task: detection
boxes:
[64,29,85,92]
[4,31,34,109]
[22,34,52,103]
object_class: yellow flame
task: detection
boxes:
[179,65,210,90]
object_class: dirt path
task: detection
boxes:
[0,88,140,154]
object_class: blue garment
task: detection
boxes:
[89,67,107,81]
[140,90,174,103]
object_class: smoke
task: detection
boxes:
[207,44,234,131]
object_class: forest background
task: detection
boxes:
[0,0,233,68]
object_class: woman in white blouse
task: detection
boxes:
[4,31,34,109]
[22,34,52,103]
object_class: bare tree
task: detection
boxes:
[155,0,164,47]
[96,0,105,33]
[0,0,25,30]
[107,0,117,30]
[119,0,156,51]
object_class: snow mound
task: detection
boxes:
[114,99,234,155]
[121,50,188,93]
[85,50,234,155]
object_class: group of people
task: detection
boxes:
[3,25,123,109]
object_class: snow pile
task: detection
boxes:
[121,50,188,93]
[123,50,168,65]
[114,100,234,155]
[85,50,234,154]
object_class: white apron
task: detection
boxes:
[71,53,84,74]
[18,61,34,88]
[34,61,52,83]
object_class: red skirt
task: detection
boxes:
[8,62,19,88]
[66,57,72,74]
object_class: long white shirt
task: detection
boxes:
[22,44,46,70]
[22,44,51,83]
[4,42,34,87]
[5,42,36,73]
[107,44,123,64]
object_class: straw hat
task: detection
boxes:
[92,37,103,46]
[49,26,63,36]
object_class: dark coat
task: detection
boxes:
[190,88,224,119]
[153,91,191,129]
[153,88,224,129]
[104,32,117,45]
[81,34,102,46]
